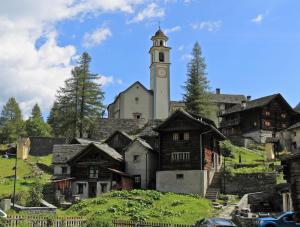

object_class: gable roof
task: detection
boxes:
[104,130,135,143]
[107,81,152,108]
[155,109,226,139]
[221,94,293,116]
[70,138,96,145]
[68,142,123,164]
[288,122,300,130]
[52,144,86,164]
[211,93,246,104]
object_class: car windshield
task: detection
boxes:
[275,212,292,220]
[211,218,235,225]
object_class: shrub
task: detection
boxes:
[26,179,43,206]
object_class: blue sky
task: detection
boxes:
[0,0,299,118]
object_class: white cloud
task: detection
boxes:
[251,11,269,24]
[178,45,184,51]
[0,0,144,117]
[191,20,222,32]
[163,26,181,35]
[181,54,193,61]
[128,3,165,23]
[83,27,112,48]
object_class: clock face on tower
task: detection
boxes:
[158,68,167,77]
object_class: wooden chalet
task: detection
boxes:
[219,94,300,144]
[154,109,225,196]
[52,143,133,203]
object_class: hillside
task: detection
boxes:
[0,148,52,200]
[58,190,213,224]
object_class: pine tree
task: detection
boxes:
[53,52,105,138]
[183,42,214,117]
[25,103,51,137]
[0,97,26,143]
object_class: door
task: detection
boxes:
[133,175,141,189]
[88,182,97,198]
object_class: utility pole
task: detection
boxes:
[12,153,17,208]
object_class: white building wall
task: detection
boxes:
[72,181,89,199]
[125,142,157,188]
[53,164,70,175]
[156,170,208,196]
[122,85,153,120]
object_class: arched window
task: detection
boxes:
[160,40,164,46]
[159,52,164,62]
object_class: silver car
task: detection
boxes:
[196,218,237,227]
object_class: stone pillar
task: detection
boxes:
[0,199,11,211]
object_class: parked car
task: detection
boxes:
[0,209,7,218]
[196,218,237,227]
[256,211,300,226]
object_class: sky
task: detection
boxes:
[0,0,300,119]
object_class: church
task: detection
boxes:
[107,28,246,123]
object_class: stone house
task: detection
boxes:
[154,110,225,196]
[124,138,158,189]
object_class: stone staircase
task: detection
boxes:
[205,171,222,201]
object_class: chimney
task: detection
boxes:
[216,88,221,95]
[247,96,251,101]
[241,100,247,109]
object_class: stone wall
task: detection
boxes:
[91,118,147,140]
[29,137,67,156]
[223,172,277,195]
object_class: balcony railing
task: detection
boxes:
[220,118,240,128]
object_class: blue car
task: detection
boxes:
[256,211,300,226]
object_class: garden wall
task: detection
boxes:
[222,172,277,195]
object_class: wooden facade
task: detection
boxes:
[105,131,133,156]
[155,110,225,171]
[220,94,300,138]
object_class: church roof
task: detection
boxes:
[151,28,168,40]
[107,81,152,109]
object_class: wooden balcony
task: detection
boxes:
[220,118,240,128]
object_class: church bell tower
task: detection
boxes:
[149,28,171,119]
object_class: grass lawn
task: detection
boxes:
[57,190,212,224]
[221,141,278,174]
[0,152,53,198]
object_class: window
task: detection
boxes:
[89,166,98,178]
[61,166,67,174]
[253,122,257,126]
[172,152,190,161]
[154,139,159,148]
[173,132,189,141]
[282,123,287,128]
[173,133,179,141]
[264,121,271,127]
[77,183,84,194]
[133,155,140,162]
[133,175,141,188]
[160,40,164,46]
[176,174,184,179]
[100,183,108,193]
[159,52,164,62]
[265,111,271,116]
[133,113,142,119]
[135,97,139,104]
[281,113,287,119]
[184,132,189,140]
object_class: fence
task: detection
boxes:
[2,216,86,227]
[2,217,201,227]
[113,220,198,227]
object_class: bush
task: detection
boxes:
[26,179,43,206]
[15,190,30,206]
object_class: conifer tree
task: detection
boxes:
[53,52,105,138]
[183,42,214,117]
[0,97,26,142]
[25,103,51,137]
